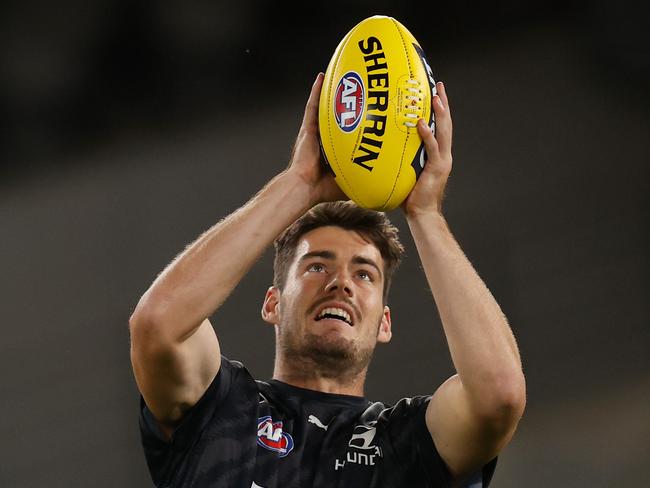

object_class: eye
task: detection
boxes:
[307,263,326,273]
[357,270,373,282]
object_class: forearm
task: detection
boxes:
[132,170,316,341]
[407,211,524,411]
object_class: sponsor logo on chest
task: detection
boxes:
[334,423,384,471]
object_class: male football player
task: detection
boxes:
[130,73,526,487]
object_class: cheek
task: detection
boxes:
[279,287,308,322]
[282,275,301,295]
[361,303,385,336]
[359,287,383,312]
[279,293,295,317]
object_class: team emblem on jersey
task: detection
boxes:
[257,416,294,457]
[334,71,365,132]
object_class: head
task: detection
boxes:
[261,201,404,381]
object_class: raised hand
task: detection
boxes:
[286,73,347,205]
[402,81,453,217]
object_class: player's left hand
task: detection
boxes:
[401,81,453,217]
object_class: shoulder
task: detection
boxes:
[354,396,434,456]
[140,356,258,444]
[140,356,264,487]
[363,395,431,425]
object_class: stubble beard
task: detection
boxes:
[278,314,380,380]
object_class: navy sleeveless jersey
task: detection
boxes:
[139,356,497,487]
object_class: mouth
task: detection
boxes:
[314,304,354,326]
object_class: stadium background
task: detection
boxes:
[1,1,648,486]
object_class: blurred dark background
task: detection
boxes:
[1,1,648,486]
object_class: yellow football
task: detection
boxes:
[319,15,437,211]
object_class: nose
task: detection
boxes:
[326,272,353,297]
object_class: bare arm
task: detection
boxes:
[129,73,343,434]
[403,82,526,479]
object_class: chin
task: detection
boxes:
[307,333,355,359]
[302,333,373,376]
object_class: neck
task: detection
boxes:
[272,355,367,396]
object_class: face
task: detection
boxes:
[262,226,392,377]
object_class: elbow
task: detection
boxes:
[468,370,526,429]
[498,374,526,420]
[129,296,155,335]
[482,371,527,425]
[129,291,202,351]
[129,285,176,329]
[129,293,172,346]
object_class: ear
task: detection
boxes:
[261,286,281,325]
[377,305,392,343]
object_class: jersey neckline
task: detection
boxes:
[263,379,370,407]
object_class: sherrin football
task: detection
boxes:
[319,15,437,211]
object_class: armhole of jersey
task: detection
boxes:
[140,355,234,449]
[140,398,169,443]
[413,398,454,485]
[414,398,498,487]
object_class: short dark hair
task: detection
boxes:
[273,201,404,302]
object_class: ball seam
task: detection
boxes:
[382,17,415,210]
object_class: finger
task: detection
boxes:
[302,72,324,131]
[417,118,440,160]
[432,92,452,156]
[436,81,450,111]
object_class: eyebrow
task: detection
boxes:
[300,250,337,262]
[299,250,383,278]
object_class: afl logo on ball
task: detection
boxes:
[334,71,365,132]
[257,416,294,457]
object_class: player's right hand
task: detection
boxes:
[286,72,347,204]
